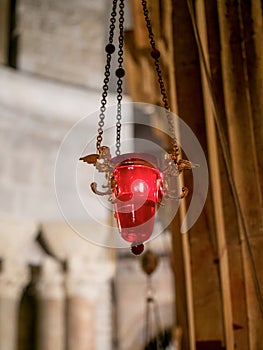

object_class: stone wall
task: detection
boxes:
[17,0,107,89]
[0,66,105,221]
[0,1,176,349]
[0,0,123,346]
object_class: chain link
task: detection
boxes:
[97,0,179,159]
[96,0,118,151]
[141,0,179,160]
[115,0,124,155]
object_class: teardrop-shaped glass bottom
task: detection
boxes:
[114,199,156,243]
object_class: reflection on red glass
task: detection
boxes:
[112,154,163,250]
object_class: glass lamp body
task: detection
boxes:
[111,154,163,245]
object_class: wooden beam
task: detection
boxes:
[171,0,224,348]
[195,1,234,348]
[165,1,193,349]
[240,0,263,199]
[0,0,10,64]
[129,0,150,50]
[217,0,263,347]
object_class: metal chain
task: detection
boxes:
[141,0,179,160]
[115,0,124,155]
[96,0,118,151]
[145,277,165,349]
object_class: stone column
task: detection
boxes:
[67,296,95,350]
[66,256,114,350]
[95,280,112,350]
[0,260,29,350]
[36,257,65,350]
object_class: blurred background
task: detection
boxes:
[0,0,262,350]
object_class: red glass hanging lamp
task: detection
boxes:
[80,0,195,255]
